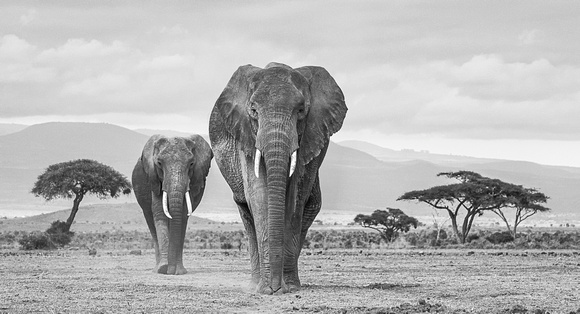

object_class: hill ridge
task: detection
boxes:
[0,122,578,223]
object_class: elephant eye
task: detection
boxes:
[248,106,258,119]
[296,103,306,118]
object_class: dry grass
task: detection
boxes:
[1,249,579,313]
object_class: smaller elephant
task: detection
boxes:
[132,134,212,275]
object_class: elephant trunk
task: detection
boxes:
[162,167,190,275]
[166,189,185,275]
[258,115,298,293]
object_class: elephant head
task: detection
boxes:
[210,62,346,293]
[132,134,212,275]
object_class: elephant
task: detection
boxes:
[132,134,212,275]
[209,62,347,294]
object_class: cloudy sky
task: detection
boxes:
[1,1,579,167]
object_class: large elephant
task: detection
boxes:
[132,135,212,275]
[209,62,347,294]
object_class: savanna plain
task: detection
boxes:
[1,206,579,314]
[1,247,579,313]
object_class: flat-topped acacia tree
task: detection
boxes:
[31,159,132,232]
[398,170,550,243]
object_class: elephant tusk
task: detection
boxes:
[254,149,262,178]
[185,190,193,216]
[162,191,172,219]
[289,151,297,177]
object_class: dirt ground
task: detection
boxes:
[0,249,579,314]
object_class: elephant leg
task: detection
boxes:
[152,194,170,274]
[300,176,322,251]
[236,201,260,289]
[284,176,322,291]
[143,209,161,270]
[138,194,162,270]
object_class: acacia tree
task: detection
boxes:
[397,171,512,244]
[354,207,419,242]
[32,159,132,232]
[491,186,550,238]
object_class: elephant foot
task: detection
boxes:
[156,261,187,275]
[156,263,169,274]
[287,283,301,293]
[156,257,169,274]
[163,264,187,275]
[174,264,188,275]
[284,274,301,292]
[255,279,289,295]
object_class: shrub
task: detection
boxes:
[17,220,75,250]
[486,231,514,244]
[19,233,56,250]
[45,220,74,247]
[466,233,480,243]
[48,232,73,247]
[46,220,70,234]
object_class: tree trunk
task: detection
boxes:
[65,193,84,232]
[448,212,462,244]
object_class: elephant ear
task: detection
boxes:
[187,134,213,198]
[295,66,347,165]
[213,64,262,155]
[142,134,167,196]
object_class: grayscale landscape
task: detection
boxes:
[1,1,579,313]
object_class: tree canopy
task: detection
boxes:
[32,159,132,231]
[490,186,550,237]
[397,170,549,243]
[354,207,419,243]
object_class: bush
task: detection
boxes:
[466,233,480,243]
[486,231,514,244]
[19,233,56,250]
[48,232,73,247]
[45,220,74,247]
[17,220,74,250]
[46,220,71,235]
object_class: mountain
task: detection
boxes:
[339,140,500,165]
[0,122,149,173]
[0,122,149,208]
[134,128,195,138]
[338,140,580,216]
[0,123,28,136]
[0,123,578,226]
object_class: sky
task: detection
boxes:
[1,1,579,167]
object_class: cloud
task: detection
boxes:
[19,8,37,26]
[518,29,541,45]
[342,55,580,140]
[451,55,580,102]
[1,1,580,143]
[0,34,200,117]
[38,38,127,60]
[156,25,189,36]
[0,34,36,59]
[0,35,55,83]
